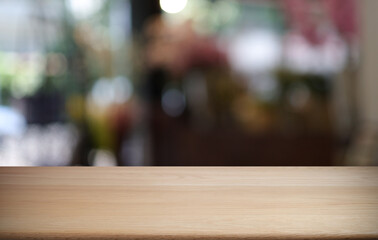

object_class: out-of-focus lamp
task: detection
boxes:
[159,0,187,14]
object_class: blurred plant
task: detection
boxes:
[275,69,332,133]
[0,52,44,103]
[277,69,331,100]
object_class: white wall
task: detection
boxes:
[346,0,378,165]
[360,0,378,124]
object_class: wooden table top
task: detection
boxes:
[0,167,377,240]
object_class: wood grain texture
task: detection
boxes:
[0,167,377,240]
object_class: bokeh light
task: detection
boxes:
[160,0,188,14]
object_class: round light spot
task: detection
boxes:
[162,89,186,117]
[160,0,187,14]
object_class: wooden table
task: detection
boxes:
[1,167,377,239]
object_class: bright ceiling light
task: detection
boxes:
[159,0,187,14]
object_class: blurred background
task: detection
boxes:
[0,0,377,166]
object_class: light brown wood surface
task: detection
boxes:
[0,167,377,239]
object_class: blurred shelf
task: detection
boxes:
[151,116,336,166]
